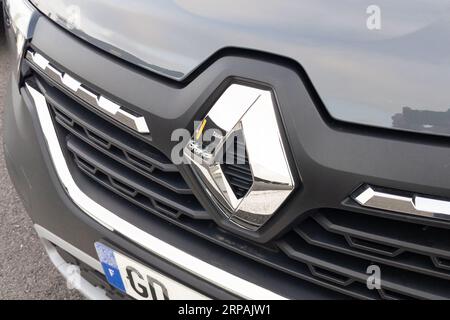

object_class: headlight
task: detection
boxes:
[3,0,37,81]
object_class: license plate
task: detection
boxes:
[95,242,209,300]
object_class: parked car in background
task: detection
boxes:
[4,0,450,300]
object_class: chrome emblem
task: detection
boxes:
[184,84,295,230]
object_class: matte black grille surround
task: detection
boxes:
[23,19,450,299]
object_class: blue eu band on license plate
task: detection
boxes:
[95,243,126,292]
[94,242,209,300]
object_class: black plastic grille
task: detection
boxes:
[220,134,253,198]
[67,136,206,219]
[35,74,207,221]
[28,56,450,299]
[277,210,450,299]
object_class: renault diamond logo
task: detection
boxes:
[183,84,295,230]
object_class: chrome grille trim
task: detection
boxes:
[25,50,150,134]
[353,185,450,221]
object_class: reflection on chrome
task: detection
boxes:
[353,185,450,221]
[25,50,150,134]
[184,84,295,230]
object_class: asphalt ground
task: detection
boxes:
[0,27,83,300]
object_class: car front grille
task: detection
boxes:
[278,210,450,299]
[29,61,207,222]
[26,49,450,300]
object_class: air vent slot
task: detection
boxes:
[220,132,253,198]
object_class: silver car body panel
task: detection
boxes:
[30,0,450,137]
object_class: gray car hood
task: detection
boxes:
[30,0,450,137]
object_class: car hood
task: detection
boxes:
[30,0,450,137]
